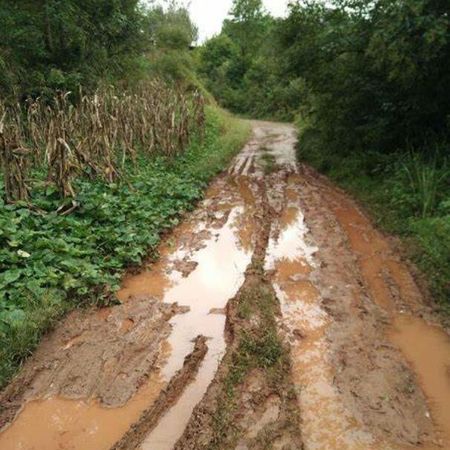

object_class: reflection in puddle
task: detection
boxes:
[390,315,450,449]
[265,208,317,272]
[140,339,223,450]
[140,206,253,449]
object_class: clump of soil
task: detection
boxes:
[0,297,184,428]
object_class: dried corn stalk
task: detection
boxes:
[0,81,205,203]
[0,111,30,203]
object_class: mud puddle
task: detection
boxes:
[0,177,255,450]
[138,205,253,449]
[390,314,450,449]
[0,358,166,450]
[157,206,253,381]
[140,346,221,450]
[267,189,389,450]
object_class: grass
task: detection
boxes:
[260,148,278,175]
[225,285,283,396]
[401,153,448,218]
[297,126,450,313]
[210,282,289,449]
[0,106,251,388]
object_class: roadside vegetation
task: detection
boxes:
[0,1,250,387]
[0,105,249,386]
[199,0,450,310]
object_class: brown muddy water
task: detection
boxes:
[390,315,450,449]
[138,205,253,449]
[0,358,166,450]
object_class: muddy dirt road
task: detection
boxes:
[1,122,450,450]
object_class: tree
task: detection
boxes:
[198,0,276,115]
[229,0,266,22]
[143,3,199,83]
[0,0,148,98]
[223,0,271,59]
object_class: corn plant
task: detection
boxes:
[0,110,30,203]
[0,81,205,203]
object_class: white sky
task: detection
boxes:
[190,0,291,42]
[148,1,291,43]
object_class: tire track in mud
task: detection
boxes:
[297,166,450,449]
[173,172,303,450]
[269,171,424,450]
[112,336,208,450]
[0,121,449,450]
[171,121,450,450]
[118,128,304,450]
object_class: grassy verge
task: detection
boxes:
[297,126,450,313]
[0,106,251,388]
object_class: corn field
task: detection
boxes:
[0,81,205,203]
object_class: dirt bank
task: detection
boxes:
[0,121,449,450]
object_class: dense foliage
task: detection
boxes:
[199,0,450,307]
[0,0,145,97]
[200,0,450,142]
[0,0,199,98]
[279,0,450,153]
[198,0,292,119]
[0,107,250,386]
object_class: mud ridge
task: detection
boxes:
[111,335,208,450]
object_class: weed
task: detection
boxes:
[211,281,287,448]
[401,152,449,218]
[240,329,283,369]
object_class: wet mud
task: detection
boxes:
[1,121,449,450]
[390,315,450,448]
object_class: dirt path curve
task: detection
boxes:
[1,121,450,450]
